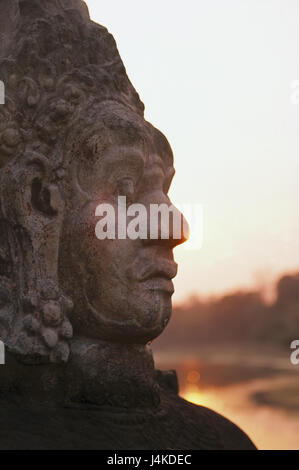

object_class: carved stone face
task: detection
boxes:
[61,103,188,343]
[0,1,188,363]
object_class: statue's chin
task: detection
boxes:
[82,294,172,344]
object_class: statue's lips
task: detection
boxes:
[136,262,178,282]
[136,262,177,294]
[141,277,175,294]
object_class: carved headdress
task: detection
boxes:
[0,0,144,363]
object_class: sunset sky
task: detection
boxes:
[85,0,299,303]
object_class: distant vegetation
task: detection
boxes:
[156,272,299,348]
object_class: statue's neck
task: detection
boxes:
[65,337,160,409]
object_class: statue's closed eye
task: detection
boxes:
[117,177,135,202]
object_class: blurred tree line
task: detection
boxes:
[157,272,299,348]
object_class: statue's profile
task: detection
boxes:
[0,0,256,449]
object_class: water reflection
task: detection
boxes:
[155,347,299,450]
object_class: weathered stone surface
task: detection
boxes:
[0,0,256,449]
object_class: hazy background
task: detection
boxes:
[85,0,299,304]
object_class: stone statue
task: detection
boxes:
[0,0,256,449]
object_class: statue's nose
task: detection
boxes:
[167,204,190,248]
[142,198,190,248]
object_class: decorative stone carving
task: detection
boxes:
[0,0,256,450]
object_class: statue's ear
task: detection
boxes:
[31,176,61,216]
[1,152,74,364]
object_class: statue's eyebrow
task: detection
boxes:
[148,154,167,175]
[103,149,145,176]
